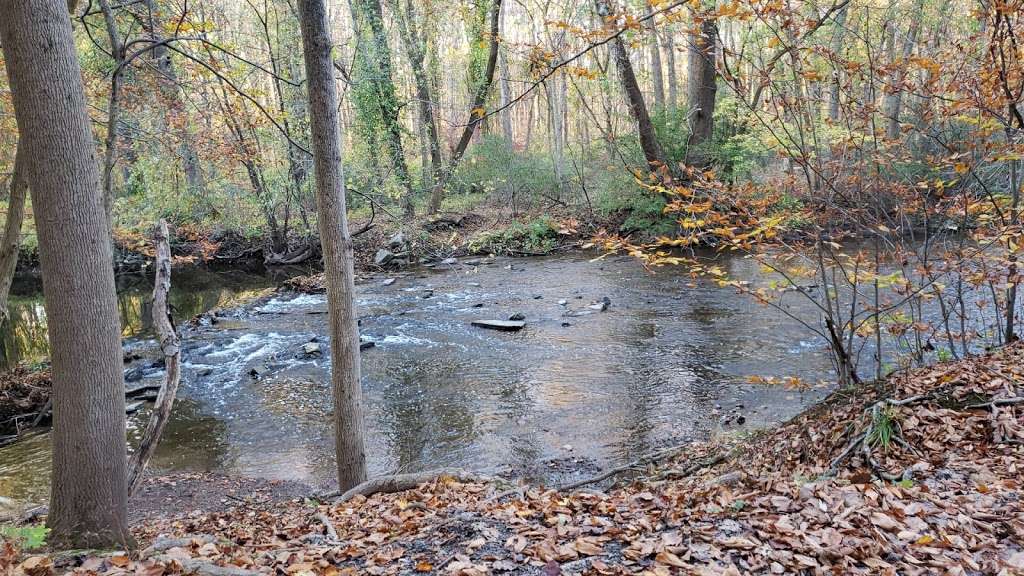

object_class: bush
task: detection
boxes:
[468,216,559,255]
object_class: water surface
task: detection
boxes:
[0,254,834,503]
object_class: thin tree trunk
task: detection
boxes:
[351,0,415,216]
[686,15,718,165]
[647,0,665,110]
[0,0,131,548]
[427,0,503,214]
[665,24,678,110]
[389,0,443,189]
[884,7,922,140]
[98,0,124,229]
[127,219,180,495]
[0,141,29,323]
[827,5,848,121]
[298,0,368,492]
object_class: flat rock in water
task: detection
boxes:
[125,401,145,414]
[382,278,396,286]
[360,340,375,351]
[472,319,526,331]
[126,381,162,397]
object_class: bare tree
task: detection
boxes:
[297,0,368,491]
[0,0,131,548]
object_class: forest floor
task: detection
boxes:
[4,343,1023,574]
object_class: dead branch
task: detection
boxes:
[333,468,489,503]
[558,443,693,491]
[316,513,340,542]
[127,219,182,495]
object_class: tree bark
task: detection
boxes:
[665,24,678,110]
[646,0,665,110]
[827,5,848,122]
[298,0,368,492]
[686,15,718,165]
[99,0,125,230]
[426,0,503,214]
[883,6,922,140]
[0,141,29,323]
[596,0,669,175]
[127,219,180,495]
[0,0,131,548]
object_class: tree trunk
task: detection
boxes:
[98,0,124,229]
[665,24,678,110]
[298,0,368,492]
[883,8,922,140]
[686,15,718,165]
[596,0,669,175]
[827,5,848,122]
[647,0,665,111]
[426,0,503,214]
[351,0,416,216]
[0,140,29,323]
[0,0,131,549]
[127,219,180,495]
[141,0,207,200]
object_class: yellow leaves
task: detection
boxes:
[414,560,434,572]
[767,37,781,48]
[800,70,824,82]
[470,107,486,119]
[915,534,936,546]
[954,162,970,174]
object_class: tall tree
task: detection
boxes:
[297,0,368,492]
[0,0,131,548]
[595,0,669,175]
[646,0,666,110]
[426,0,503,214]
[389,0,443,190]
[350,0,416,216]
[685,11,718,165]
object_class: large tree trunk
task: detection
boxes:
[0,0,131,548]
[0,141,29,323]
[298,0,368,492]
[426,0,503,214]
[596,0,669,175]
[686,16,718,166]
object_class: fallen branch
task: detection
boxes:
[127,220,182,495]
[333,468,489,503]
[558,443,693,491]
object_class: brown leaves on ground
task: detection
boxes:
[0,366,51,437]
[6,346,1024,575]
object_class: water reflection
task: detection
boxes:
[0,266,291,369]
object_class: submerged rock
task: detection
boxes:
[508,312,526,321]
[471,320,526,331]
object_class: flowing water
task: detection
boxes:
[0,253,836,504]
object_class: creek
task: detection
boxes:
[0,253,834,503]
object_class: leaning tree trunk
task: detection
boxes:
[298,0,368,492]
[686,15,718,166]
[0,140,29,323]
[127,219,180,495]
[0,0,131,549]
